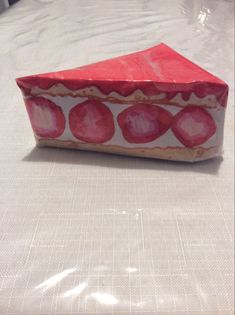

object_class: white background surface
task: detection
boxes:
[0,0,234,314]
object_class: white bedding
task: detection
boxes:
[0,0,234,314]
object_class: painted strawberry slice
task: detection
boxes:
[117,103,173,143]
[25,97,65,138]
[69,100,115,143]
[172,105,217,147]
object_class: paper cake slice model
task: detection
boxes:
[16,43,228,162]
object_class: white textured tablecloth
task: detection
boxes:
[0,0,234,314]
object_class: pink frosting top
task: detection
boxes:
[16,43,228,107]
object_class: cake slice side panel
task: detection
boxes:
[21,91,225,162]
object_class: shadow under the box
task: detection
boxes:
[22,145,223,175]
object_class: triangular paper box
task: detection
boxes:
[16,43,228,162]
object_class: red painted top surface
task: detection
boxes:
[16,43,228,106]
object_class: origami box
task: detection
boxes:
[16,43,228,162]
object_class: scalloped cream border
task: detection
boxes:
[31,83,219,108]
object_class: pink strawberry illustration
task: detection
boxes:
[25,97,65,138]
[172,105,217,147]
[69,100,115,143]
[117,103,173,143]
